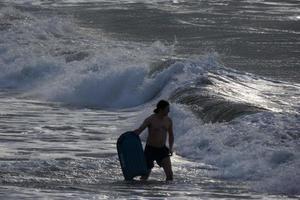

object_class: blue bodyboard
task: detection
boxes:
[117,131,148,180]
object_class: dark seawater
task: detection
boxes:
[47,0,300,83]
[0,0,299,199]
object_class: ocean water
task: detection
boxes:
[0,0,299,199]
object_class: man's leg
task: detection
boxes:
[161,157,173,181]
[142,146,153,181]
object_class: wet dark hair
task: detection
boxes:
[153,100,170,114]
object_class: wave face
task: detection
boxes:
[1,6,300,196]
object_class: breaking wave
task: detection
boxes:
[1,6,300,196]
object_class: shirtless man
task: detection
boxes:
[133,100,174,181]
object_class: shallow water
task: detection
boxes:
[0,95,297,199]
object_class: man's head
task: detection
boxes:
[154,100,170,116]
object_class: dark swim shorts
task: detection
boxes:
[144,145,170,169]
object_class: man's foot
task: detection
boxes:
[140,170,151,181]
[166,176,173,181]
[140,175,148,181]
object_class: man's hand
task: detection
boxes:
[169,148,173,156]
[132,130,139,135]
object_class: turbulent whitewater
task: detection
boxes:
[0,1,299,199]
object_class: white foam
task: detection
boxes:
[2,7,300,196]
[170,104,300,195]
[0,7,176,107]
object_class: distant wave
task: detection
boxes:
[1,6,299,114]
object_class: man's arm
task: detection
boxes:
[133,117,150,135]
[168,118,174,154]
